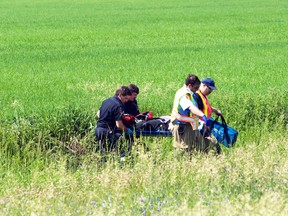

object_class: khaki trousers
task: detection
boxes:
[172,123,208,152]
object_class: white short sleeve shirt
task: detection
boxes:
[179,96,193,111]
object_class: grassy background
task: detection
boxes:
[1,0,288,214]
[1,0,288,120]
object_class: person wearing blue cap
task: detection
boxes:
[194,78,222,153]
[194,78,222,118]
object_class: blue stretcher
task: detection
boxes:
[134,115,172,137]
[135,130,172,137]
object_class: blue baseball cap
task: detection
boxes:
[202,78,217,90]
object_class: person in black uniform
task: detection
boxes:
[95,86,133,156]
[125,83,140,116]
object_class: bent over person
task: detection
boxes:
[94,86,133,157]
[125,83,140,116]
[170,74,210,151]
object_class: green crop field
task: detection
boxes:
[1,0,288,215]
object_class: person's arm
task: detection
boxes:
[116,120,133,135]
[114,105,129,131]
[188,103,205,117]
[211,106,222,116]
[179,96,205,118]
[116,120,128,131]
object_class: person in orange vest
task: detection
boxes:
[170,74,211,151]
[194,78,222,118]
[194,78,222,153]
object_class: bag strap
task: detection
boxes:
[219,115,227,126]
[219,115,231,143]
[210,115,220,128]
[212,114,227,126]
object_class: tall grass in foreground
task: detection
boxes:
[0,101,287,214]
[0,106,287,215]
[0,132,287,215]
[0,105,287,214]
[0,104,286,168]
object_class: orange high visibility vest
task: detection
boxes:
[197,90,213,118]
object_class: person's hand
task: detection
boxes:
[202,115,212,127]
[215,109,222,116]
[125,128,133,135]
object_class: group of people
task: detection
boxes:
[94,84,140,156]
[94,74,222,156]
[170,74,221,153]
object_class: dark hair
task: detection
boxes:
[115,87,122,96]
[128,83,139,94]
[115,86,131,97]
[185,74,200,86]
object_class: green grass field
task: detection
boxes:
[1,0,288,215]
